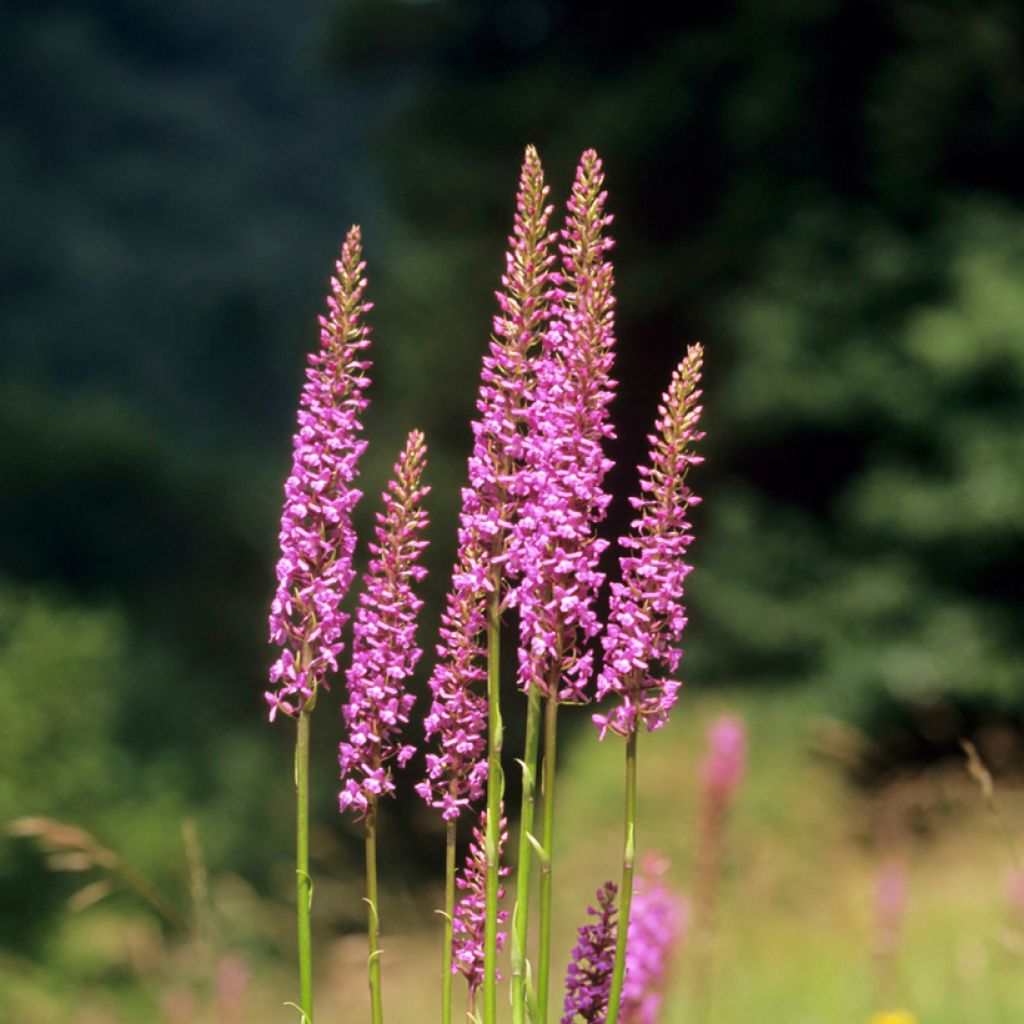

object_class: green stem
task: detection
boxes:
[295,709,314,1022]
[536,689,559,1023]
[442,817,456,1024]
[511,681,542,1024]
[606,728,638,1024]
[366,798,384,1024]
[483,580,504,1024]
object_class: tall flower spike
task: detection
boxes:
[594,344,705,738]
[509,148,617,701]
[562,881,619,1024]
[339,430,431,818]
[418,145,556,818]
[621,858,689,1024]
[267,226,372,721]
[451,807,510,998]
[701,715,746,801]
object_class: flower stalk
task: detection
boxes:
[442,817,457,1024]
[366,800,384,1024]
[295,708,313,1020]
[483,577,504,1023]
[605,726,637,1024]
[511,680,542,1024]
[536,681,560,1021]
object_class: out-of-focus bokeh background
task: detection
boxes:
[3,2,1024,1021]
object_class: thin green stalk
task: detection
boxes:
[606,728,638,1024]
[295,709,314,1022]
[511,681,542,1024]
[366,798,384,1024]
[483,578,504,1024]
[536,687,559,1022]
[442,816,457,1024]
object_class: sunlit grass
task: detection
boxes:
[4,683,1023,1023]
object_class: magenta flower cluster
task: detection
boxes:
[414,540,490,820]
[562,881,619,1024]
[509,149,617,701]
[418,146,555,820]
[594,344,705,738]
[452,807,510,997]
[267,226,372,721]
[562,863,686,1024]
[338,430,431,818]
[621,859,689,1024]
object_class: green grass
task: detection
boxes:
[4,683,1023,1022]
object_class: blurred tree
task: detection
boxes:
[325,0,1024,753]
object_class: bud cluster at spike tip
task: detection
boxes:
[451,807,510,996]
[508,148,617,702]
[418,146,555,819]
[700,715,747,800]
[562,881,619,1024]
[594,343,706,738]
[621,858,689,1024]
[267,226,372,721]
[338,430,431,818]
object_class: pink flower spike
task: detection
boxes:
[595,344,705,737]
[267,226,372,721]
[418,145,555,818]
[701,715,747,800]
[338,430,431,819]
[509,148,617,702]
[1007,867,1024,924]
[452,806,510,997]
[562,881,619,1024]
[873,858,908,959]
[622,858,689,1024]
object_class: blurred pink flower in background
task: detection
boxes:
[700,716,747,799]
[621,855,690,1024]
[1006,867,1024,926]
[873,859,908,959]
[215,952,250,1022]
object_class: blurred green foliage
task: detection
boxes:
[334,0,1024,748]
[2,0,1024,959]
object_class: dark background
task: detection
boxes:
[3,0,1024,957]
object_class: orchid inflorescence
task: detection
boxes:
[267,145,707,1024]
[267,225,372,722]
[339,429,431,819]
